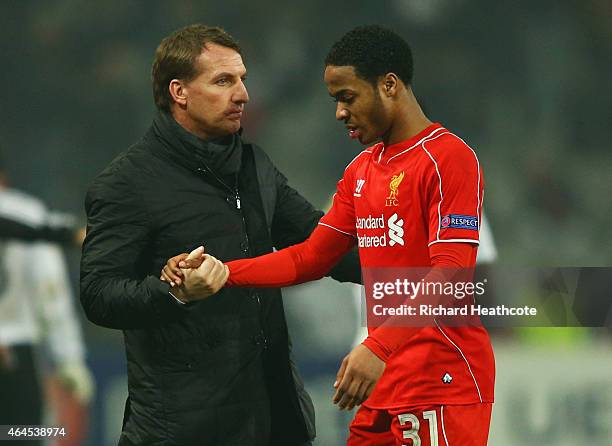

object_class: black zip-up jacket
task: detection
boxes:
[80,114,360,446]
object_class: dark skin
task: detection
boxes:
[161,65,432,411]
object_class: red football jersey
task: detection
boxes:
[320,123,495,408]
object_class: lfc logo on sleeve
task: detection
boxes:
[385,171,404,207]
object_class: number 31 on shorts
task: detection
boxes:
[398,410,439,446]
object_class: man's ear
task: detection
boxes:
[169,79,188,107]
[381,73,400,97]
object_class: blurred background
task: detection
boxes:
[1,0,611,444]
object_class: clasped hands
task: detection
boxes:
[159,247,385,410]
[160,246,228,303]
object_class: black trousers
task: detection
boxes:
[0,344,43,446]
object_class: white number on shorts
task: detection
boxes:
[398,410,439,446]
[398,413,421,446]
[423,410,439,445]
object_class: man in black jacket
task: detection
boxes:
[80,24,360,446]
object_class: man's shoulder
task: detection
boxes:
[89,133,161,190]
[420,129,478,165]
[247,141,274,165]
[344,146,377,175]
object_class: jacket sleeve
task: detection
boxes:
[80,168,190,330]
[269,163,361,284]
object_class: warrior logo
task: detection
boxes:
[385,172,405,206]
[354,179,366,197]
[388,213,404,246]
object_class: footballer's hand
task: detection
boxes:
[161,248,205,286]
[171,249,229,303]
[333,344,385,411]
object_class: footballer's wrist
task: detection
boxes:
[362,337,390,362]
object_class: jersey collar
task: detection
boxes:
[376,123,444,164]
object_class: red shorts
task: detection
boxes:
[348,403,492,446]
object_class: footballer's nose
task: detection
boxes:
[335,104,349,121]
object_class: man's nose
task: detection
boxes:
[335,104,348,121]
[234,80,249,104]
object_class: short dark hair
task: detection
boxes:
[152,24,241,111]
[325,25,413,87]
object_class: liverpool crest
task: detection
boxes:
[385,172,404,207]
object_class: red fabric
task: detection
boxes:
[348,403,492,446]
[226,224,355,287]
[362,242,477,362]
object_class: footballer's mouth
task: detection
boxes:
[346,124,361,140]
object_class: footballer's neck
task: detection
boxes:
[383,88,432,147]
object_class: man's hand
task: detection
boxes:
[332,344,386,411]
[169,247,229,303]
[161,249,205,286]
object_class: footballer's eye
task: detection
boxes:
[216,78,230,86]
[334,94,354,105]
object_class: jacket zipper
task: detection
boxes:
[195,165,266,349]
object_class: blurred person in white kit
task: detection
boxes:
[0,155,94,445]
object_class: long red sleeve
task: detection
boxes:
[226,224,356,288]
[362,242,478,362]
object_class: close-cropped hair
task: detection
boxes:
[325,25,414,86]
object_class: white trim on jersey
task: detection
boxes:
[420,142,445,241]
[421,132,481,245]
[317,222,356,238]
[448,132,482,229]
[385,127,447,164]
[434,319,483,403]
[344,149,374,172]
[441,405,450,446]
[428,238,480,247]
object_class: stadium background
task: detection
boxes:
[1,1,611,444]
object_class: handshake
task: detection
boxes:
[160,246,229,304]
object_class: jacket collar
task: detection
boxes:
[152,110,243,177]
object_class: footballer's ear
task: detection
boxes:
[169,79,188,107]
[381,73,400,97]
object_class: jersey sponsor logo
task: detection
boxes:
[354,179,366,197]
[442,372,453,384]
[355,213,404,248]
[388,213,404,246]
[357,214,387,248]
[385,171,405,207]
[441,214,479,230]
[356,214,385,229]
